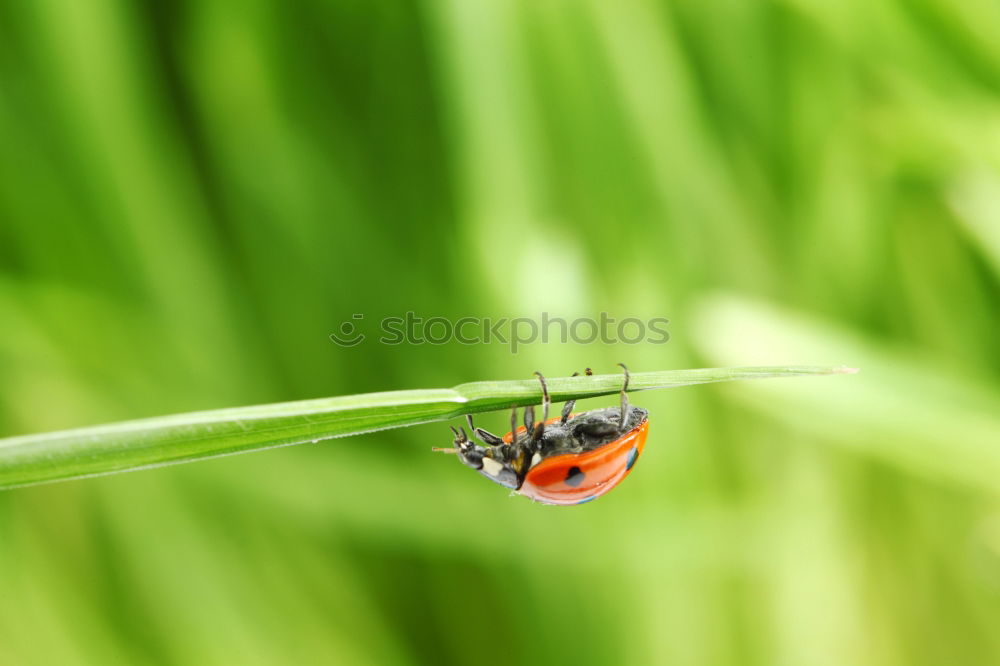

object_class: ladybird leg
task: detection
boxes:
[530,371,550,443]
[559,402,573,425]
[559,370,586,424]
[617,362,630,431]
[510,406,519,444]
[466,414,504,446]
[523,404,535,440]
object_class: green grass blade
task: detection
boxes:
[0,365,855,489]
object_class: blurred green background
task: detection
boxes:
[2,0,1000,664]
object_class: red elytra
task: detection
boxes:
[517,418,649,506]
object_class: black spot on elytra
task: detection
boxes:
[565,466,585,487]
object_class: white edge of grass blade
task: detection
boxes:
[0,365,856,489]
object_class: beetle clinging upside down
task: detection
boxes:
[435,364,649,506]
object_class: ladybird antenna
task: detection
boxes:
[431,447,459,454]
[617,363,630,431]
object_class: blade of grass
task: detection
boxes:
[0,365,855,489]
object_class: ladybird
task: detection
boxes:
[436,364,649,505]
